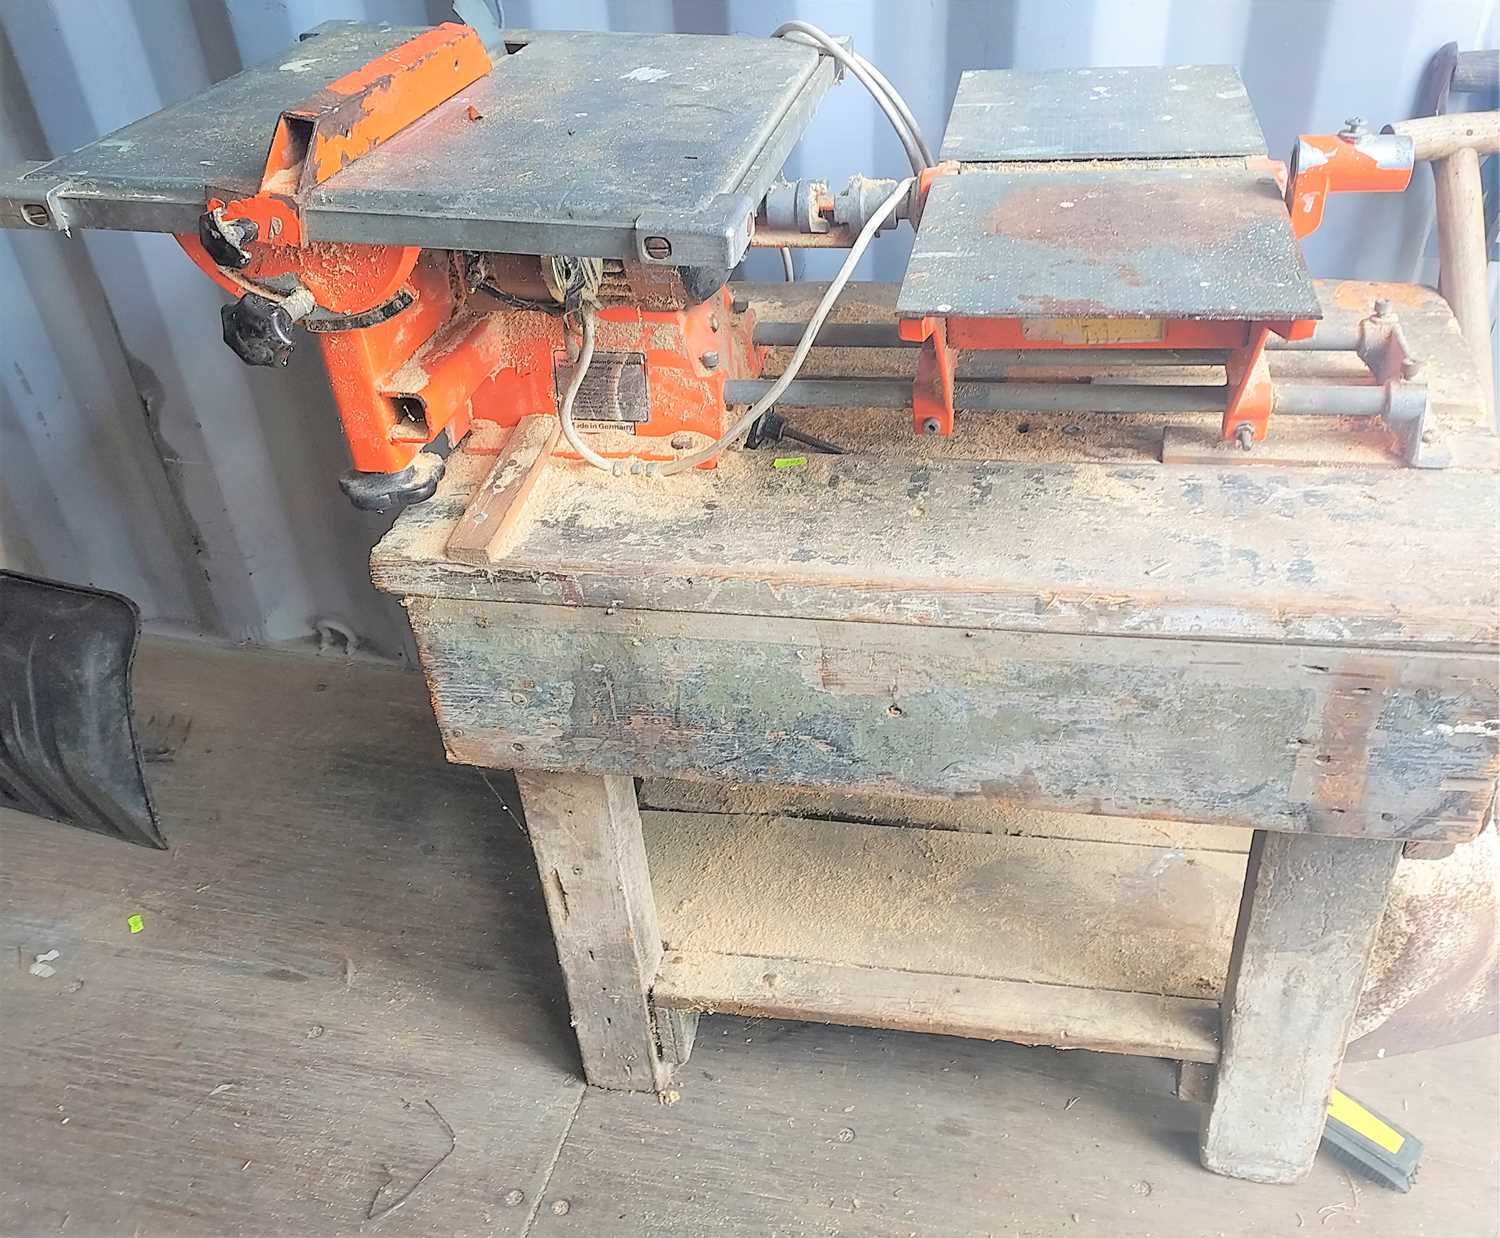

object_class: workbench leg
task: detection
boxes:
[515,771,674,1092]
[1201,831,1400,1183]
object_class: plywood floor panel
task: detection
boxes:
[1,638,1494,1236]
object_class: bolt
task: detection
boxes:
[1421,427,1437,444]
[1401,357,1424,380]
[1338,115,1367,140]
[502,1189,525,1208]
[920,416,941,435]
[550,1199,571,1216]
[730,295,750,314]
[670,432,694,449]
[643,235,672,260]
[1372,297,1394,319]
[699,350,720,370]
[836,1127,856,1143]
[1234,423,1255,451]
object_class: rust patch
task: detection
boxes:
[1331,280,1437,312]
[1288,657,1394,827]
[984,176,1270,254]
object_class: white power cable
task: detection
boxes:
[561,28,926,478]
[772,21,935,172]
[846,47,936,168]
[556,309,619,473]
[650,177,914,477]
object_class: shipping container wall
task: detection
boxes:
[1,0,1495,659]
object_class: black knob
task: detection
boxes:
[221,293,295,367]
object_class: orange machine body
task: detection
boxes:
[178,25,764,475]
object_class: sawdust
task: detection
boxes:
[645,811,1242,999]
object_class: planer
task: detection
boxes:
[0,18,1435,512]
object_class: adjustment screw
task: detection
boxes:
[699,350,720,370]
[921,416,941,435]
[643,236,672,260]
[1235,423,1255,451]
[1338,115,1367,140]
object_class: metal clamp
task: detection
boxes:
[1356,299,1447,468]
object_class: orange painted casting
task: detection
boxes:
[1286,132,1414,240]
[217,24,490,252]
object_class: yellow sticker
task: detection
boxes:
[1327,1088,1404,1154]
[127,914,144,935]
[772,456,807,470]
[1021,317,1167,345]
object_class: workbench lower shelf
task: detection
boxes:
[642,810,1234,1064]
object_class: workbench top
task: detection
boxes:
[374,278,1497,844]
[376,281,1499,653]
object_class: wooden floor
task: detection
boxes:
[1,639,1495,1237]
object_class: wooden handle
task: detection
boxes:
[1386,111,1500,159]
[1433,145,1496,423]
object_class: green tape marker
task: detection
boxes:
[127,914,144,935]
[773,456,807,470]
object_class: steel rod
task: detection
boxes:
[725,378,1228,414]
[1273,383,1388,416]
[725,377,1391,417]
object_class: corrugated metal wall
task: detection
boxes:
[2,0,1495,659]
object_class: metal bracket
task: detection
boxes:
[1357,300,1448,468]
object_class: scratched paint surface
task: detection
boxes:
[898,164,1322,321]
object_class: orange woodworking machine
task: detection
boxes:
[1,22,1437,508]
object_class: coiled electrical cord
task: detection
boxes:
[559,26,928,476]
[771,21,936,173]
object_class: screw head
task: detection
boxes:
[699,350,720,370]
[502,1189,526,1208]
[550,1199,571,1216]
[670,432,694,449]
[1234,423,1255,451]
[1339,115,1367,140]
[1373,297,1394,318]
[920,416,941,435]
[730,296,750,314]
[643,235,672,260]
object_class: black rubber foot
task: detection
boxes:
[338,453,445,512]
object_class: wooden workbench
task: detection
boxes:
[371,280,1499,1185]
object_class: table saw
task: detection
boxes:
[3,18,1496,1189]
